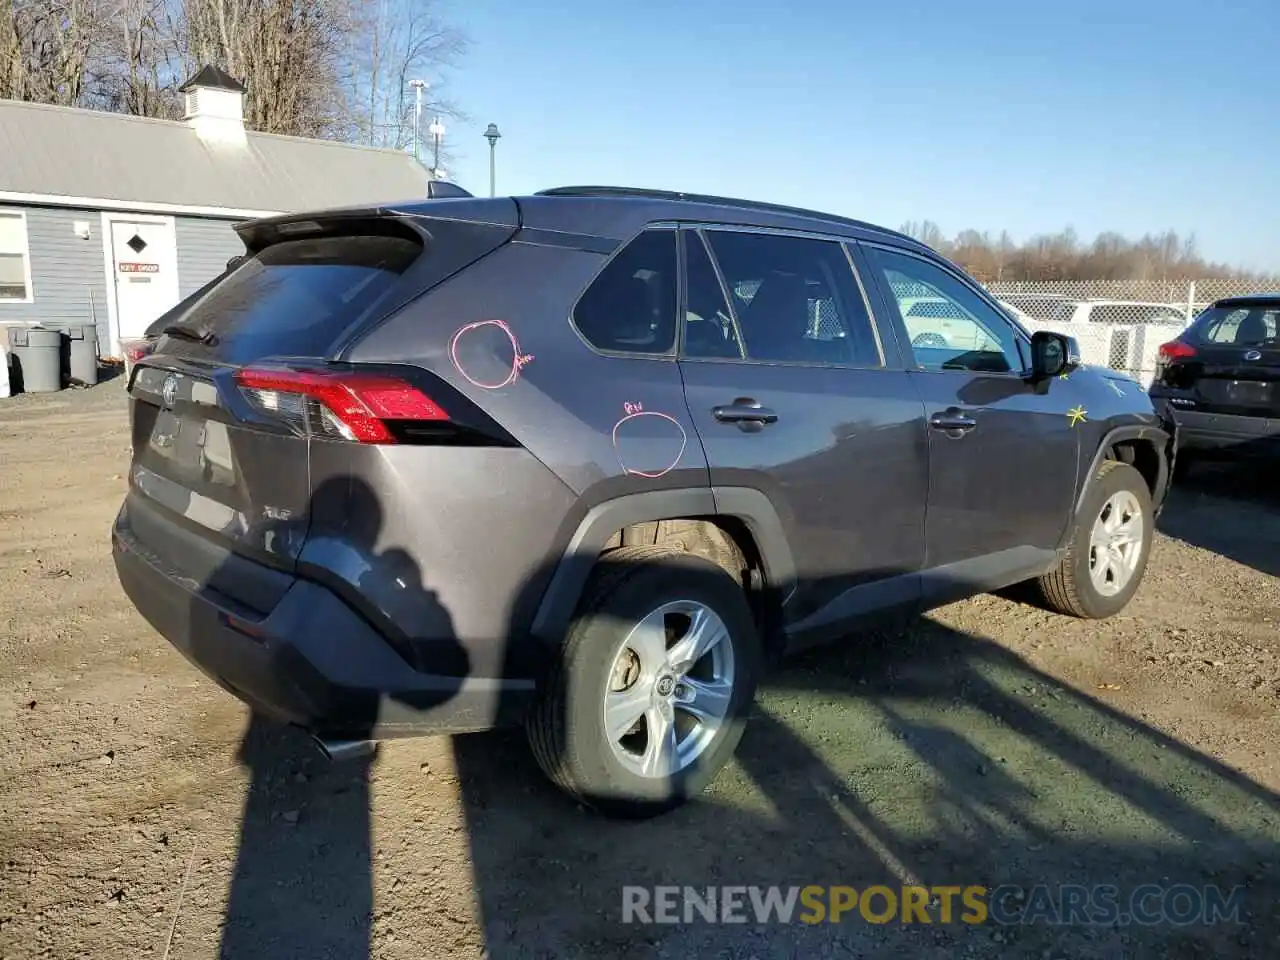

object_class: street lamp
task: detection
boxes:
[483,123,502,197]
[428,117,445,179]
[409,80,427,162]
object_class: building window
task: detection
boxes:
[0,211,32,302]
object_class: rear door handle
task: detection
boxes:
[929,409,977,435]
[713,398,779,426]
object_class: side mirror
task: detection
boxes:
[1028,330,1081,381]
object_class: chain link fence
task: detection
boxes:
[983,278,1278,386]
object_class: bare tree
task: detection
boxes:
[0,0,107,104]
[89,0,180,117]
[178,0,357,137]
[1,0,470,148]
[347,0,468,156]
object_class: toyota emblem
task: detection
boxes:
[161,374,178,408]
[1243,349,1262,361]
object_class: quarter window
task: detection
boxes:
[573,230,677,355]
[701,231,881,367]
[0,211,32,301]
[866,247,1022,373]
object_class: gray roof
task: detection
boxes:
[0,99,432,215]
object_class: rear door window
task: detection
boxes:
[682,232,742,359]
[573,230,678,355]
[163,233,422,360]
[700,231,882,367]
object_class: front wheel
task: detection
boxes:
[1033,460,1154,619]
[526,546,762,818]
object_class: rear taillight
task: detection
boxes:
[235,366,447,444]
[1155,339,1196,384]
[1157,340,1196,362]
[123,340,155,364]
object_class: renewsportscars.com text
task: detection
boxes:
[621,884,1246,927]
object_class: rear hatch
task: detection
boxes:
[124,202,518,609]
[1180,303,1280,416]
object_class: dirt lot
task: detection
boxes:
[1,381,1277,960]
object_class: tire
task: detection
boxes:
[1034,460,1154,619]
[526,545,762,819]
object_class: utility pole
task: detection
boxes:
[484,123,502,197]
[409,80,426,162]
[428,117,445,179]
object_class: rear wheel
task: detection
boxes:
[527,546,762,818]
[1033,460,1154,619]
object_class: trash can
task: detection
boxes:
[60,323,100,386]
[6,326,63,393]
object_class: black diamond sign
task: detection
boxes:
[127,233,147,254]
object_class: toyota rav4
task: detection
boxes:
[112,185,1176,817]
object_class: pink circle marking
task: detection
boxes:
[450,319,523,390]
[612,411,688,479]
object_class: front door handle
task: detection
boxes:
[713,398,779,427]
[929,408,977,435]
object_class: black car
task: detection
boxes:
[1150,295,1280,472]
[113,183,1177,817]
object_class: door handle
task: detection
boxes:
[929,409,977,435]
[713,398,779,426]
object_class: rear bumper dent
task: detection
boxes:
[113,510,535,738]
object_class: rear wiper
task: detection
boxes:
[160,324,218,345]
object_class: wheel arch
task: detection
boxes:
[530,487,796,651]
[1075,424,1173,520]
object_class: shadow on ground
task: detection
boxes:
[201,478,1279,960]
[1158,460,1280,577]
[450,618,1279,959]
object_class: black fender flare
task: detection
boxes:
[530,486,795,645]
[1073,423,1174,521]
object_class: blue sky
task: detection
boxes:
[440,0,1279,271]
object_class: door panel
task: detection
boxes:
[678,229,928,631]
[110,218,181,342]
[860,243,1079,589]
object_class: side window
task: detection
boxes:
[682,232,742,359]
[865,246,1022,374]
[573,230,677,355]
[702,231,881,367]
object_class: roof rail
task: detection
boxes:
[534,185,909,240]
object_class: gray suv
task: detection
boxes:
[112,185,1176,817]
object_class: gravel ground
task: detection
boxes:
[1,380,1277,960]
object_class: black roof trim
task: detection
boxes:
[535,185,916,244]
[179,65,246,93]
[1212,293,1280,307]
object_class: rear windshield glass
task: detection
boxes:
[1194,305,1280,346]
[164,233,422,358]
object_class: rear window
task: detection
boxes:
[162,232,422,359]
[1195,305,1280,345]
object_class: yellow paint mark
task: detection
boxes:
[1067,405,1088,427]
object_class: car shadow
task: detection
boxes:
[207,475,467,959]
[194,482,1278,959]
[449,563,1280,959]
[1158,460,1280,576]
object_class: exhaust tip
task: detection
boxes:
[311,736,378,763]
